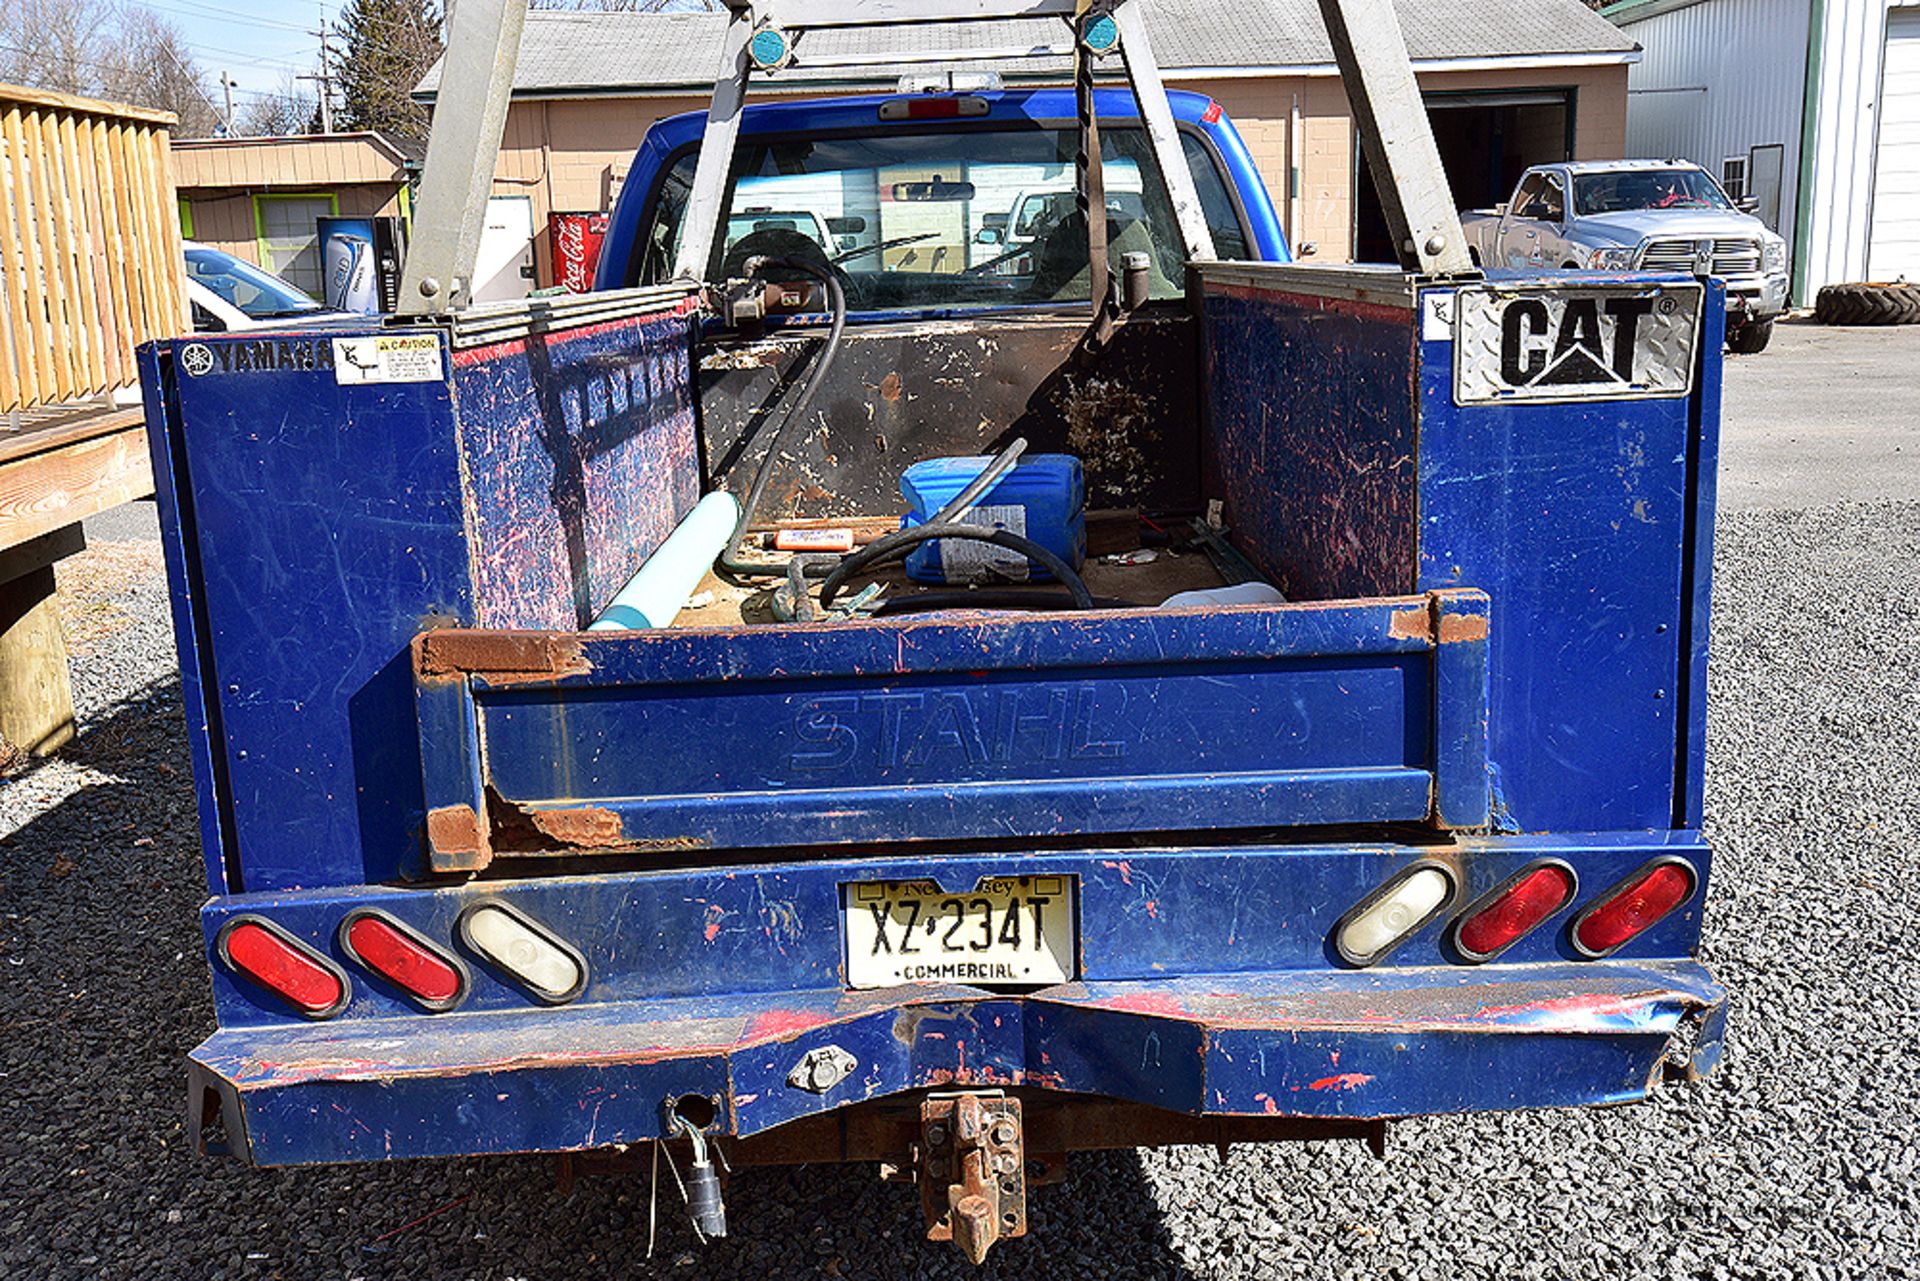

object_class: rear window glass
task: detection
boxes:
[635,121,1249,310]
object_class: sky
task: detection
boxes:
[151,0,722,115]
[146,0,342,111]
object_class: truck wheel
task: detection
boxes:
[1814,281,1920,326]
[1726,319,1774,354]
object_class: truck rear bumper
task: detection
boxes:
[190,961,1725,1166]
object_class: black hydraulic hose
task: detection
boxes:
[872,590,1130,617]
[716,258,849,582]
[818,523,1095,612]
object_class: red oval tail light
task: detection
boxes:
[217,917,349,1018]
[1571,859,1697,958]
[1452,862,1577,963]
[340,911,468,1011]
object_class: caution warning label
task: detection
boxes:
[332,333,444,386]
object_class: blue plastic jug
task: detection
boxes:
[899,454,1086,585]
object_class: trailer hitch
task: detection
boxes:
[917,1091,1028,1265]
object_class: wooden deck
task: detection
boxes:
[0,403,153,553]
[0,81,180,769]
[0,403,154,769]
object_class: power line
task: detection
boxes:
[0,37,251,95]
[179,40,318,71]
[0,40,284,101]
[130,0,315,35]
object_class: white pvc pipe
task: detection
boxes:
[589,491,742,631]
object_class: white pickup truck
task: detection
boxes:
[1460,160,1789,353]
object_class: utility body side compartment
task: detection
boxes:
[413,590,1489,871]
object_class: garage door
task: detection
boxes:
[1868,9,1920,280]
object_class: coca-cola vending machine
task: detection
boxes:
[550,212,611,293]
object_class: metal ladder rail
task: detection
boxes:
[670,0,1220,284]
[397,0,529,315]
[399,0,1474,318]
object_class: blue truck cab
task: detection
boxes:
[597,88,1290,299]
[140,31,1726,1265]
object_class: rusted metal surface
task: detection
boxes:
[413,631,591,685]
[423,804,489,870]
[919,1093,1027,1264]
[1200,277,1420,602]
[697,311,1200,519]
[525,805,626,849]
[1437,610,1490,644]
[1388,605,1431,641]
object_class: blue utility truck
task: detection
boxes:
[143,0,1726,1264]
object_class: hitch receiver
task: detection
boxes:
[919,1092,1027,1265]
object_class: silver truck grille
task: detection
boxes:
[1639,237,1762,275]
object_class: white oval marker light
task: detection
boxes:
[1336,866,1454,965]
[459,903,587,1003]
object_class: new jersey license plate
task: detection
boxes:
[1452,282,1703,404]
[841,875,1077,990]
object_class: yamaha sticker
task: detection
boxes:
[178,337,336,377]
[1452,283,1703,405]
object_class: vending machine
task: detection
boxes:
[318,216,408,314]
[550,211,611,293]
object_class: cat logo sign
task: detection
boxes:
[1452,284,1703,405]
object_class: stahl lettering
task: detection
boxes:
[790,695,860,770]
[1071,686,1123,758]
[994,687,1069,763]
[903,692,990,767]
[864,692,924,766]
[789,685,1126,772]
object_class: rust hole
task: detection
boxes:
[672,1093,719,1131]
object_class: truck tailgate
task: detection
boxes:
[413,589,1489,871]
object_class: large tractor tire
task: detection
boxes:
[1814,281,1920,326]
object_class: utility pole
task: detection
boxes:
[219,71,238,136]
[298,10,336,133]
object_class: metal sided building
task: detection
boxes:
[1608,0,1920,304]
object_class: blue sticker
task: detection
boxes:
[1082,14,1120,54]
[750,27,789,68]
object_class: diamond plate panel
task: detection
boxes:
[1451,283,1703,406]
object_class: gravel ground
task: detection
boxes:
[3,496,1917,1281]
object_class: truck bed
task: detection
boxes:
[675,524,1229,629]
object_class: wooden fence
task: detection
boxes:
[1,83,187,415]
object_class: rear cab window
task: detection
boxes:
[632,117,1252,309]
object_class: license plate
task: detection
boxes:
[841,875,1077,990]
[1452,282,1703,404]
